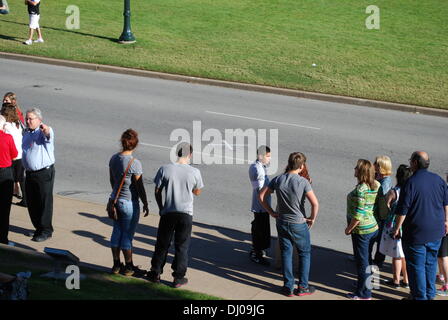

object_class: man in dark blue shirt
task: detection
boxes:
[393,151,448,300]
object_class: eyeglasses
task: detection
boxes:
[25,117,38,121]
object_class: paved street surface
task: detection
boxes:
[1,58,447,254]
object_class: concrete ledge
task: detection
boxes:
[1,51,447,118]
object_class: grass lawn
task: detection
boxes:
[0,0,446,109]
[0,248,221,300]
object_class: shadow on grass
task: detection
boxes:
[0,19,118,43]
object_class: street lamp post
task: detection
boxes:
[118,0,136,44]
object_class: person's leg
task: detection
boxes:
[27,28,34,41]
[291,223,311,289]
[25,172,42,235]
[36,27,43,40]
[352,232,374,299]
[425,240,441,300]
[403,242,427,300]
[151,214,176,275]
[402,258,409,284]
[38,166,55,236]
[392,258,401,284]
[276,221,294,292]
[172,213,193,280]
[0,169,14,244]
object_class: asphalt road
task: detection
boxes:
[1,58,447,254]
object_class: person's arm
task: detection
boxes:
[109,168,115,190]
[258,187,278,218]
[385,189,397,209]
[193,188,202,196]
[345,218,361,235]
[305,190,319,229]
[346,186,366,235]
[134,174,149,217]
[445,205,448,235]
[154,187,164,214]
[40,124,51,139]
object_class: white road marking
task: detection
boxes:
[140,142,251,164]
[205,110,321,130]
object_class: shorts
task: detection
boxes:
[438,236,448,258]
[29,14,40,29]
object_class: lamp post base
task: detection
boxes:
[118,40,136,44]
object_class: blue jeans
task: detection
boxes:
[403,240,441,300]
[351,230,378,299]
[110,199,140,250]
[276,220,311,291]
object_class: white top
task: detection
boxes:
[4,122,23,159]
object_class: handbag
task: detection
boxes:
[106,157,134,220]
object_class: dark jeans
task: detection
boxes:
[403,240,441,300]
[352,230,378,299]
[25,165,55,236]
[251,211,271,256]
[0,167,14,244]
[151,212,193,279]
[276,220,311,290]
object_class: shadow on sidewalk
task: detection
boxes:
[48,212,407,299]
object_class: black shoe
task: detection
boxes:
[32,234,51,242]
[16,200,27,207]
[173,277,188,288]
[146,270,161,283]
[131,265,146,278]
[383,279,400,289]
[295,285,316,297]
[280,286,294,297]
[401,281,410,289]
[250,255,270,266]
[13,193,22,200]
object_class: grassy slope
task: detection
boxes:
[0,0,446,108]
[0,248,220,300]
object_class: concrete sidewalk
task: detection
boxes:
[5,195,447,300]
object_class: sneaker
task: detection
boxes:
[111,262,123,274]
[146,270,161,283]
[23,39,32,45]
[34,38,44,43]
[131,265,146,277]
[250,255,270,266]
[401,281,410,289]
[173,277,188,288]
[122,264,135,277]
[295,285,316,297]
[436,274,445,285]
[383,279,400,289]
[280,286,294,297]
[347,293,372,300]
[437,285,448,297]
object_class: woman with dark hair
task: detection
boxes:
[2,93,25,127]
[345,159,381,300]
[108,129,149,276]
[1,104,26,206]
[380,164,412,289]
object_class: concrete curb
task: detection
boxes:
[1,51,448,118]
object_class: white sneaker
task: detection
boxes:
[23,39,33,45]
[34,38,44,43]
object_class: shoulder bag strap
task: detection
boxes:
[113,157,135,204]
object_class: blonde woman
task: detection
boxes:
[373,155,393,268]
[345,159,381,300]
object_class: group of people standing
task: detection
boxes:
[0,92,55,245]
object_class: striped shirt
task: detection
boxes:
[346,181,380,235]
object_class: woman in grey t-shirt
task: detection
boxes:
[109,129,149,276]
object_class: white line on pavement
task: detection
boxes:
[205,110,321,130]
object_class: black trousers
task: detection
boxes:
[0,167,14,244]
[25,165,55,236]
[251,212,271,255]
[151,212,192,279]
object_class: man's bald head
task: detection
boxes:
[410,151,430,171]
